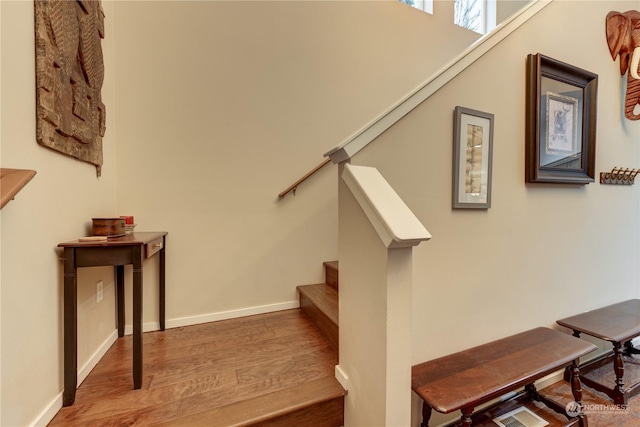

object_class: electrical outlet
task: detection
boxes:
[96,281,104,303]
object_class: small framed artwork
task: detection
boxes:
[525,53,598,184]
[452,106,494,209]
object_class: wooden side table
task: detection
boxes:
[58,231,168,406]
[412,327,597,427]
[557,299,640,405]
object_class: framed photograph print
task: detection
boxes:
[525,53,598,184]
[452,106,494,209]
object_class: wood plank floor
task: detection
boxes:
[49,306,640,427]
[48,309,342,426]
[540,353,640,427]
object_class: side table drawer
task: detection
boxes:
[145,237,164,258]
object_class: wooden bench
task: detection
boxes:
[557,299,640,405]
[411,327,597,427]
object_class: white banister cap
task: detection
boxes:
[342,163,431,248]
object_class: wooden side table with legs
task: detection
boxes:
[58,231,168,406]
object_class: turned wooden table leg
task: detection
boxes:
[420,402,432,427]
[568,359,589,426]
[460,407,474,427]
[562,331,583,382]
[613,341,627,405]
[569,360,583,405]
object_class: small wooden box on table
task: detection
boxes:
[557,299,640,405]
[411,327,597,427]
[58,231,168,407]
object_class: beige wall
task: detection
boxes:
[110,0,478,324]
[349,1,640,425]
[0,1,481,425]
[497,0,533,23]
[4,0,631,425]
[1,1,118,425]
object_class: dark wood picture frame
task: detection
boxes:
[525,53,598,184]
[452,106,494,209]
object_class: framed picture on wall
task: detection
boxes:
[525,53,598,184]
[452,106,494,209]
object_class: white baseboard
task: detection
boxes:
[30,392,62,427]
[78,330,119,385]
[165,300,300,329]
[31,330,118,427]
[31,301,299,426]
[335,365,350,391]
[118,300,300,334]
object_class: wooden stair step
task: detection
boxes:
[155,375,346,427]
[297,283,338,349]
[323,261,339,290]
[297,284,338,325]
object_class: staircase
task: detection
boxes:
[298,261,339,351]
[236,261,343,427]
[171,262,345,426]
[274,260,342,427]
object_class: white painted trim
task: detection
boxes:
[123,322,162,335]
[165,300,300,329]
[324,0,552,163]
[29,392,63,427]
[118,300,300,334]
[30,331,118,426]
[30,301,299,426]
[335,364,350,391]
[77,330,119,385]
[342,164,431,248]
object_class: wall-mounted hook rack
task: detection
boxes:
[600,167,639,185]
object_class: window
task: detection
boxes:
[399,0,433,15]
[398,0,498,35]
[454,0,496,34]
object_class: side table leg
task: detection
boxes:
[420,402,432,427]
[569,360,583,405]
[563,331,582,383]
[159,238,166,331]
[460,407,474,427]
[62,248,77,406]
[613,342,626,405]
[525,383,538,400]
[115,265,125,337]
[569,359,589,426]
[133,246,144,389]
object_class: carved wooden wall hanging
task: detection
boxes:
[35,0,106,176]
[606,10,640,121]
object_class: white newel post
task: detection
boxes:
[336,163,431,427]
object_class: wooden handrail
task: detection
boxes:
[1,168,37,209]
[278,158,331,198]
